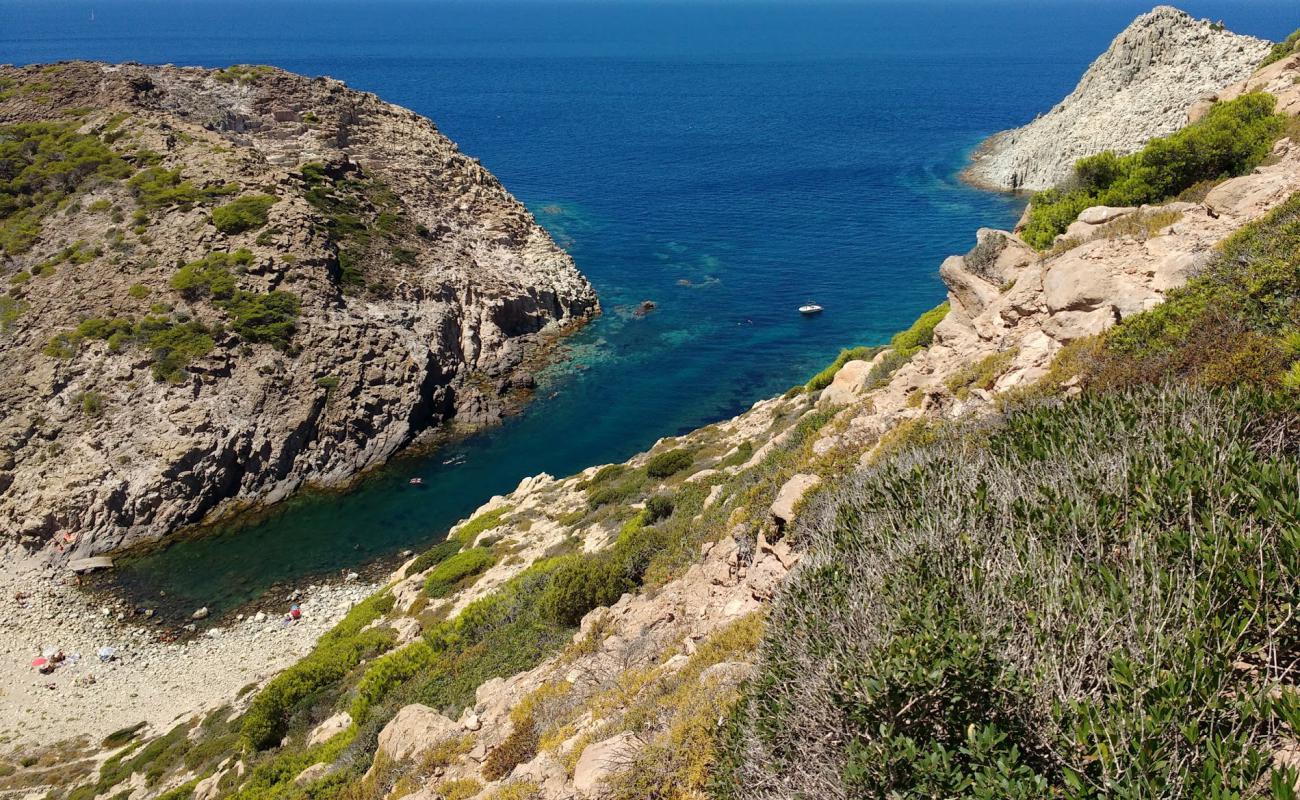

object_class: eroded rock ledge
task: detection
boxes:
[0,62,598,559]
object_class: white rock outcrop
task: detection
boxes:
[963,6,1269,191]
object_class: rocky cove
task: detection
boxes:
[4,4,1300,800]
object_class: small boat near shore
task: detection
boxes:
[409,477,425,486]
[799,303,824,315]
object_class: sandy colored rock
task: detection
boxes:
[817,359,872,407]
[376,704,461,763]
[770,473,822,525]
[573,732,643,797]
[308,711,353,747]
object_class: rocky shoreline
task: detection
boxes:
[0,542,377,746]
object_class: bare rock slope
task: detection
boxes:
[962,6,1269,191]
[0,62,597,559]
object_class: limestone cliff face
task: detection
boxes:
[0,62,597,558]
[962,6,1269,191]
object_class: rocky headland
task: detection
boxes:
[962,6,1269,191]
[0,62,597,561]
[5,11,1300,800]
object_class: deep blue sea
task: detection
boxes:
[2,0,1295,616]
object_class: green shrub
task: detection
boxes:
[170,250,298,349]
[214,65,275,85]
[727,387,1300,796]
[1260,28,1300,68]
[240,593,396,750]
[0,296,25,332]
[645,493,675,522]
[1022,93,1285,249]
[424,548,496,598]
[171,251,248,300]
[212,194,277,234]
[0,121,132,253]
[806,346,879,392]
[128,283,151,299]
[888,302,948,352]
[536,555,633,627]
[858,303,950,392]
[405,539,463,577]
[222,290,298,348]
[79,390,104,417]
[646,448,694,478]
[452,506,510,545]
[128,167,236,210]
[483,720,539,781]
[585,468,648,509]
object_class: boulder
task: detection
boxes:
[1077,205,1136,225]
[939,255,1000,319]
[294,762,330,786]
[1043,256,1117,314]
[376,704,460,763]
[192,769,226,800]
[573,732,643,797]
[307,711,352,747]
[817,360,871,407]
[770,474,822,525]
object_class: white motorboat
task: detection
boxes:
[799,304,824,315]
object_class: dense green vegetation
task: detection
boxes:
[423,548,496,598]
[298,161,414,295]
[721,190,1300,798]
[240,593,397,750]
[171,250,299,349]
[0,121,132,253]
[403,539,462,577]
[724,386,1300,798]
[128,167,237,212]
[44,315,215,383]
[212,194,278,234]
[1260,28,1300,68]
[1022,93,1286,249]
[645,447,695,478]
[1083,190,1300,390]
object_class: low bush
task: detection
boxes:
[424,548,496,598]
[0,121,133,253]
[726,387,1300,797]
[240,593,396,750]
[128,167,237,211]
[171,251,249,301]
[171,250,298,349]
[405,539,462,577]
[1021,93,1285,249]
[943,348,1016,399]
[644,493,674,522]
[1260,27,1300,68]
[645,448,694,478]
[212,194,277,234]
[585,469,647,509]
[859,303,949,392]
[452,506,510,546]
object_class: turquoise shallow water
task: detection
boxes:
[2,0,1296,618]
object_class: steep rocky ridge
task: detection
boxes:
[963,6,1269,191]
[0,62,597,559]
